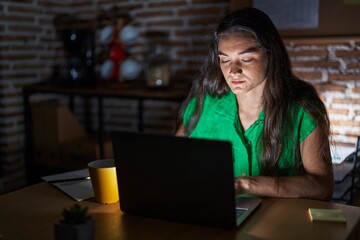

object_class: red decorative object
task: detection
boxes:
[108,34,127,80]
[97,9,139,83]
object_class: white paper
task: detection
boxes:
[331,145,355,164]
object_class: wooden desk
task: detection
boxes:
[1,183,360,240]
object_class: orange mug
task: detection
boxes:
[88,159,119,204]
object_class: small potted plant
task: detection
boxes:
[54,204,94,240]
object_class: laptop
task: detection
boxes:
[112,131,262,229]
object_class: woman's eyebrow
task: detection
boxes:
[239,47,258,54]
[217,47,259,56]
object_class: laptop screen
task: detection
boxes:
[112,131,240,228]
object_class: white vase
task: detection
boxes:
[54,218,94,240]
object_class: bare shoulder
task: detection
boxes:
[175,124,186,137]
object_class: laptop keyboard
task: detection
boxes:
[236,208,247,219]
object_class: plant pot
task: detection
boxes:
[54,218,94,240]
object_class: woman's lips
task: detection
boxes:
[231,80,244,85]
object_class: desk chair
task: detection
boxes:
[332,136,360,205]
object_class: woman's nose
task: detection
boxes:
[230,61,242,74]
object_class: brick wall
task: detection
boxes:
[0,0,359,192]
[285,38,360,145]
[0,0,71,192]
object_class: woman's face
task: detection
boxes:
[217,34,268,96]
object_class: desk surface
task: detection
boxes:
[23,81,190,100]
[0,183,359,240]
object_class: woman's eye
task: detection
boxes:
[220,59,230,64]
[242,58,253,63]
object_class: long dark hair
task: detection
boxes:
[178,7,331,175]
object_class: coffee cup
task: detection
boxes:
[88,159,119,204]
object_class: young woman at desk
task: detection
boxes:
[176,8,334,201]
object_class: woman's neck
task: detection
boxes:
[236,88,264,131]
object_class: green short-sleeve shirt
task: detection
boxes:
[183,92,317,177]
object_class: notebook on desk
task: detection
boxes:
[112,131,262,229]
[42,169,94,201]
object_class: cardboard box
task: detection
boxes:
[33,146,62,168]
[31,100,87,167]
[60,136,114,170]
[31,100,87,149]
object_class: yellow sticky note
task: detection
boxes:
[308,208,346,223]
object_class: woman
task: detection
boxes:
[176,8,334,200]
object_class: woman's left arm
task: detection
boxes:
[234,127,334,201]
